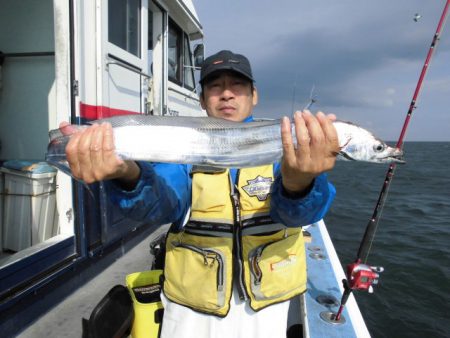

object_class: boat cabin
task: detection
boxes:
[0,0,203,334]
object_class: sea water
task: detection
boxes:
[326,142,450,338]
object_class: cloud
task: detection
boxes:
[195,0,450,140]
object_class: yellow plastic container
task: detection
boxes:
[126,270,164,338]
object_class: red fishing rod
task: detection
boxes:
[333,0,450,322]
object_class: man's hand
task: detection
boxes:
[61,122,140,186]
[280,110,339,195]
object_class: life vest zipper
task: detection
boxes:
[249,245,266,285]
[231,182,248,301]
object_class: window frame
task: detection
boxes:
[183,34,195,91]
[168,18,196,90]
[108,0,142,58]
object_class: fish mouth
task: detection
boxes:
[384,148,405,164]
[338,147,405,163]
[384,155,405,164]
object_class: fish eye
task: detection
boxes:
[373,143,385,152]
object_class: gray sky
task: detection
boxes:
[195,0,450,141]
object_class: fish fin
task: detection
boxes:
[340,136,352,149]
[331,150,341,157]
[338,151,356,161]
[336,136,355,161]
[337,120,359,127]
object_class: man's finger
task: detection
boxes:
[101,123,122,167]
[65,131,81,178]
[317,111,339,155]
[90,124,104,178]
[281,116,296,167]
[326,113,337,122]
[303,110,324,146]
[294,111,310,162]
[59,121,80,136]
[101,123,115,156]
[77,126,96,182]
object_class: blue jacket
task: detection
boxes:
[108,117,336,229]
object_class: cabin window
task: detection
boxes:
[168,19,196,90]
[108,0,141,57]
[168,19,182,84]
[183,35,195,90]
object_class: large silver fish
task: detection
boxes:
[46,115,404,170]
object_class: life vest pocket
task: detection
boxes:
[247,232,306,302]
[163,242,228,314]
[191,172,227,213]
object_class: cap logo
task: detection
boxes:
[213,60,223,64]
[228,59,240,64]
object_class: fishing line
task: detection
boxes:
[334,0,450,322]
[291,72,298,114]
[303,85,317,110]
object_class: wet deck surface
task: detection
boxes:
[18,224,170,338]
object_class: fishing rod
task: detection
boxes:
[333,0,450,322]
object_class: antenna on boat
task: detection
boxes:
[332,0,450,323]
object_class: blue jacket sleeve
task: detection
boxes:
[107,161,191,228]
[270,165,335,227]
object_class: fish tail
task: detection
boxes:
[45,156,96,200]
[46,128,96,198]
[45,156,74,179]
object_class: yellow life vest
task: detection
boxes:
[163,165,307,317]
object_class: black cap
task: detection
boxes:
[200,50,254,84]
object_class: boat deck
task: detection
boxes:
[16,221,370,338]
[17,224,170,338]
[302,220,370,337]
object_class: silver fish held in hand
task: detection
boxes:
[46,115,404,171]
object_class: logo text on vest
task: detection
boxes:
[242,175,273,201]
[270,254,298,272]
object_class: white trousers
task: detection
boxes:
[160,288,290,338]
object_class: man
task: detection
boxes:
[64,50,339,338]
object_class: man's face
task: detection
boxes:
[200,71,258,122]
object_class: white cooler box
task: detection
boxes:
[1,166,58,252]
